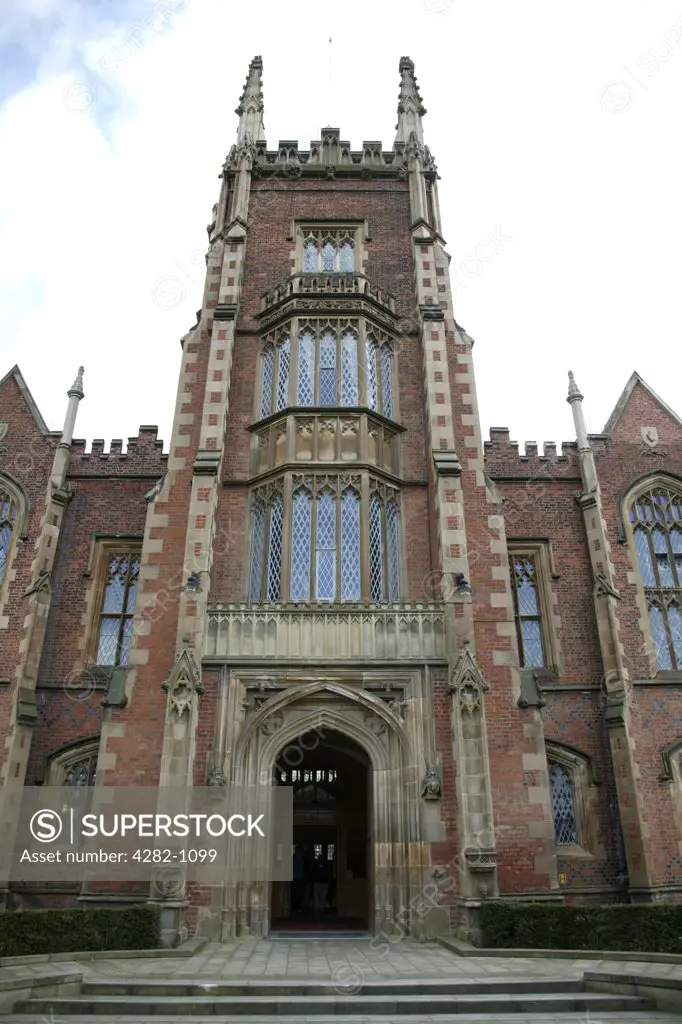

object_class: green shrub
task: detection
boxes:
[0,904,160,957]
[479,901,682,953]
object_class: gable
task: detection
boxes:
[0,365,50,436]
[602,372,682,444]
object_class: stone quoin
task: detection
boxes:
[1,56,682,945]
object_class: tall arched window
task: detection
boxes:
[0,488,18,584]
[258,323,395,420]
[630,483,682,670]
[548,761,579,845]
[248,475,401,604]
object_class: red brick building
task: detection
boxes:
[1,57,681,943]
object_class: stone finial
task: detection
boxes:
[236,55,265,145]
[395,56,427,146]
[567,370,583,403]
[68,366,85,400]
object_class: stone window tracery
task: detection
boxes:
[548,761,578,845]
[509,552,546,668]
[248,475,401,604]
[0,488,18,584]
[96,550,140,666]
[258,322,395,419]
[629,483,682,671]
[301,230,356,274]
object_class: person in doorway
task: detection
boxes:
[291,845,304,916]
[312,851,329,916]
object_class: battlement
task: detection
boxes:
[67,426,167,476]
[484,428,580,478]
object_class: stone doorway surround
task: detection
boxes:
[208,668,450,940]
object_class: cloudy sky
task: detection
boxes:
[1,0,680,450]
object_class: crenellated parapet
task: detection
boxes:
[484,428,580,479]
[67,426,167,477]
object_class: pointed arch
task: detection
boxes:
[622,473,682,672]
[0,471,29,589]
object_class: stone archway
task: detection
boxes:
[217,679,433,939]
[271,729,371,931]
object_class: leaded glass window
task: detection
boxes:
[0,490,18,585]
[340,487,361,600]
[258,323,395,420]
[297,330,315,406]
[366,336,378,412]
[549,762,579,845]
[509,554,546,668]
[386,500,401,602]
[369,493,384,602]
[300,230,356,273]
[340,330,359,406]
[248,476,400,604]
[319,331,337,405]
[276,337,290,413]
[96,552,140,666]
[64,754,97,787]
[630,485,682,670]
[380,344,394,420]
[249,500,267,602]
[267,493,284,601]
[260,344,275,419]
[290,487,312,601]
[315,489,336,600]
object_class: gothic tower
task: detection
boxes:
[2,56,682,944]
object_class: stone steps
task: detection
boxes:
[14,988,654,1017]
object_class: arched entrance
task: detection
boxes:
[271,730,370,931]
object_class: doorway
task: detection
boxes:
[271,730,370,931]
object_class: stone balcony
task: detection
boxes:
[204,603,446,664]
[258,274,397,332]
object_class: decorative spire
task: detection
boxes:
[566,370,583,403]
[395,56,427,146]
[68,366,84,400]
[235,55,265,145]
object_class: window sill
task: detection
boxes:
[556,843,595,860]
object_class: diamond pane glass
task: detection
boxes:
[249,502,266,601]
[0,494,16,584]
[340,489,361,601]
[339,242,354,272]
[341,331,359,406]
[521,620,544,668]
[276,338,290,412]
[260,344,274,419]
[96,618,119,665]
[369,495,384,602]
[119,618,133,665]
[649,604,672,670]
[297,331,315,406]
[634,528,655,586]
[319,331,337,405]
[267,495,284,602]
[365,337,378,411]
[64,756,96,787]
[125,558,140,612]
[549,763,578,845]
[290,490,312,601]
[386,501,400,602]
[322,242,336,272]
[670,603,682,667]
[316,491,336,601]
[303,240,318,272]
[514,560,539,615]
[380,346,393,420]
[102,558,128,613]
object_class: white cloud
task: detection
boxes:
[0,0,680,447]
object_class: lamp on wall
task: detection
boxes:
[454,573,472,596]
[181,571,206,594]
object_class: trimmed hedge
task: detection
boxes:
[479,901,682,953]
[0,904,160,957]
